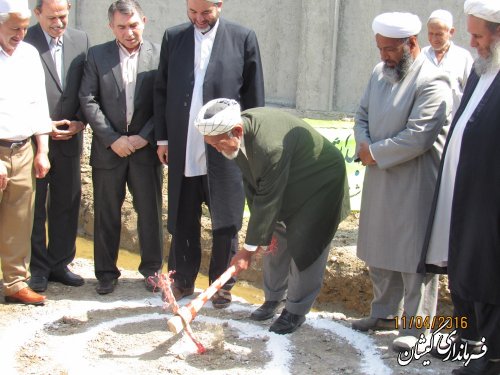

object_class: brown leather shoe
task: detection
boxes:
[171,285,194,301]
[5,287,46,306]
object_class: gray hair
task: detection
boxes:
[485,20,500,34]
[34,0,71,12]
[108,0,144,23]
[0,9,31,24]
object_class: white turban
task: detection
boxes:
[428,9,454,29]
[194,98,242,136]
[372,12,422,38]
[0,0,29,14]
[464,0,500,24]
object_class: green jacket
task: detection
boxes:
[237,107,346,271]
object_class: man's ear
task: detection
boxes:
[233,124,243,138]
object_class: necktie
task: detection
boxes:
[50,37,63,87]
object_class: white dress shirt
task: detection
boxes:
[117,41,141,129]
[422,42,474,115]
[0,42,52,140]
[43,31,63,86]
[184,20,219,177]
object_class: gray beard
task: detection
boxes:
[382,48,414,84]
[474,40,500,75]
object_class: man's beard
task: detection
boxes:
[222,137,241,160]
[192,15,218,33]
[474,39,500,75]
[382,48,414,84]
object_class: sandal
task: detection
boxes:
[211,289,232,309]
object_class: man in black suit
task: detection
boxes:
[420,1,500,374]
[25,0,89,292]
[79,0,163,295]
[154,0,264,308]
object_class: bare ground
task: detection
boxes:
[0,127,464,374]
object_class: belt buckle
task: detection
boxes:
[10,140,25,150]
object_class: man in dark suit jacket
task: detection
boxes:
[154,0,264,308]
[25,0,89,292]
[195,99,346,334]
[79,0,163,295]
[419,2,500,374]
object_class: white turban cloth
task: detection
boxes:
[465,0,500,24]
[372,12,422,38]
[0,0,29,14]
[194,98,242,136]
[428,9,454,29]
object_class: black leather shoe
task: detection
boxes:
[250,300,285,321]
[269,309,306,334]
[29,276,48,292]
[49,268,85,287]
[96,279,117,295]
[452,357,500,375]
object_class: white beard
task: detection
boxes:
[222,150,239,160]
[222,137,241,160]
[474,39,500,75]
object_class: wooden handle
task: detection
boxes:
[167,265,239,334]
[167,315,185,334]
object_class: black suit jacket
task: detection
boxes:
[24,24,89,157]
[154,18,265,233]
[79,40,160,169]
[419,69,500,304]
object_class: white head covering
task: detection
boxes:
[372,12,422,38]
[428,9,454,29]
[0,0,29,14]
[464,0,500,23]
[195,98,242,136]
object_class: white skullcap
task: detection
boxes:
[372,12,422,38]
[464,0,500,23]
[195,98,242,136]
[0,0,29,14]
[428,9,454,29]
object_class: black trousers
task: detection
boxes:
[92,159,163,281]
[30,150,81,277]
[452,292,500,359]
[168,175,238,290]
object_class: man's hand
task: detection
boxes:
[358,142,377,166]
[50,120,72,140]
[230,248,255,271]
[0,160,8,191]
[34,152,51,178]
[34,134,50,178]
[67,121,85,135]
[51,120,85,141]
[128,135,148,150]
[157,144,168,165]
[111,136,136,157]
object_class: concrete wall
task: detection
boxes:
[28,0,475,115]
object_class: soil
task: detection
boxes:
[0,127,465,374]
